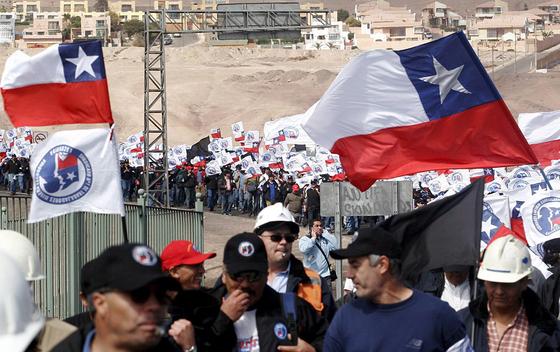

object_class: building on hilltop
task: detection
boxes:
[421,1,447,27]
[12,0,40,22]
[474,0,509,20]
[23,12,62,47]
[108,0,143,23]
[357,6,423,42]
[80,11,110,38]
[471,13,538,41]
[537,1,560,22]
[0,12,15,45]
[60,0,88,16]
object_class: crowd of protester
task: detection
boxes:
[4,197,560,351]
[0,155,32,194]
[120,160,403,235]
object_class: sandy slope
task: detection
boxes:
[0,44,558,145]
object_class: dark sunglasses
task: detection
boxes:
[261,233,298,243]
[230,271,264,283]
[128,286,170,305]
[99,286,170,305]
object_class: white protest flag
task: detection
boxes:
[232,121,244,141]
[245,130,260,144]
[28,128,124,223]
[206,160,222,176]
[485,176,507,195]
[520,190,560,247]
[481,194,511,243]
[427,174,450,195]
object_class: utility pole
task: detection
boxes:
[491,43,495,79]
[534,36,538,71]
[513,26,517,73]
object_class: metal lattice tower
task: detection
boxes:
[143,9,331,207]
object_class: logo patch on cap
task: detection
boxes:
[274,322,288,340]
[132,246,158,266]
[238,241,255,257]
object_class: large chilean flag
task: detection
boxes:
[303,32,537,191]
[518,110,560,166]
[1,40,113,127]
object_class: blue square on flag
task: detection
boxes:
[397,33,500,120]
[59,41,107,83]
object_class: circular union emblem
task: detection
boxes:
[486,181,502,193]
[532,196,560,237]
[238,241,255,257]
[283,127,299,139]
[132,246,158,266]
[508,178,529,191]
[34,144,92,204]
[547,167,560,180]
[274,323,288,340]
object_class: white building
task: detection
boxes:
[302,21,347,49]
[0,12,15,44]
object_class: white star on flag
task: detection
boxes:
[419,57,471,104]
[481,216,499,239]
[65,47,99,79]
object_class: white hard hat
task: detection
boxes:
[478,235,533,283]
[254,203,299,235]
[0,251,45,352]
[0,230,45,281]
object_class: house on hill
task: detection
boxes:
[475,0,509,20]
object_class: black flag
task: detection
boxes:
[187,136,212,161]
[379,178,484,281]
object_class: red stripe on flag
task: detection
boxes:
[1,80,113,127]
[530,139,560,167]
[332,100,538,191]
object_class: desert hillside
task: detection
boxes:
[1,44,559,145]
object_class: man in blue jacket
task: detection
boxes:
[325,226,472,352]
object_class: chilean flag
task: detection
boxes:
[303,32,537,192]
[518,110,560,166]
[1,40,113,127]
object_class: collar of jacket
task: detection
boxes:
[469,288,557,335]
[287,255,312,291]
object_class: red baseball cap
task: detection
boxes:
[161,240,216,271]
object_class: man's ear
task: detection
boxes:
[377,256,391,275]
[91,292,108,317]
[169,267,180,280]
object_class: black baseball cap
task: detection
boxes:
[80,258,99,295]
[330,226,402,260]
[223,233,268,276]
[88,243,180,293]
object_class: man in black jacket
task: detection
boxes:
[539,238,560,318]
[53,244,194,352]
[209,232,327,351]
[458,235,560,351]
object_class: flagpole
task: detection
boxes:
[109,123,129,243]
[122,216,129,243]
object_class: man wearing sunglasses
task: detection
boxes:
[209,232,327,351]
[53,243,195,352]
[254,203,337,322]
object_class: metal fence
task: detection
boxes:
[0,194,204,319]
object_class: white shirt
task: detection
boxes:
[267,262,291,293]
[440,277,470,311]
[234,309,260,352]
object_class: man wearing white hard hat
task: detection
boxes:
[0,230,77,350]
[459,235,560,351]
[254,203,337,321]
[0,250,45,352]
